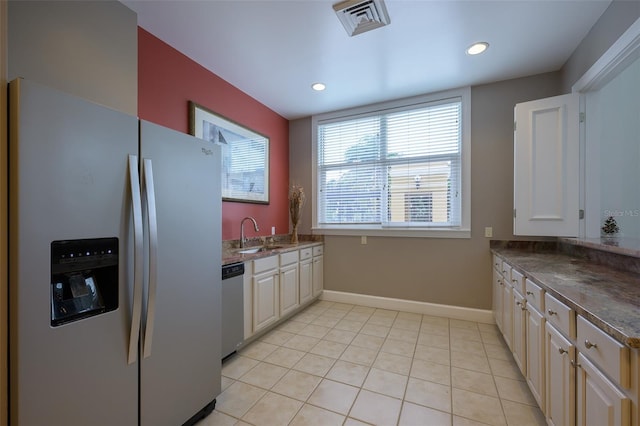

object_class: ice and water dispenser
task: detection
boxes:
[50,238,119,326]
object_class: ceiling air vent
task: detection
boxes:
[333,0,390,37]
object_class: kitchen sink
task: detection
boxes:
[235,246,283,254]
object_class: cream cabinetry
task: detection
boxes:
[526,300,546,411]
[545,321,576,426]
[492,253,639,426]
[252,256,280,333]
[312,245,323,297]
[299,248,313,305]
[577,353,631,426]
[243,243,324,339]
[511,269,527,375]
[544,292,576,426]
[576,315,631,426]
[492,265,503,331]
[279,251,300,317]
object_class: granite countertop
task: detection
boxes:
[222,241,322,266]
[492,246,640,349]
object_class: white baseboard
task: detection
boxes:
[319,290,495,324]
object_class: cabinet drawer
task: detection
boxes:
[525,279,545,312]
[510,268,526,295]
[312,245,324,256]
[300,248,312,260]
[253,255,279,274]
[493,255,502,272]
[501,262,512,280]
[577,315,629,388]
[544,292,575,339]
[280,250,299,266]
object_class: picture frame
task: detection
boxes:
[189,101,270,204]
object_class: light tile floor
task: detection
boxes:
[200,301,546,426]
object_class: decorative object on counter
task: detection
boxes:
[189,101,270,204]
[601,216,619,244]
[289,184,306,244]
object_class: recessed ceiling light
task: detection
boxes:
[466,42,489,55]
[312,83,326,91]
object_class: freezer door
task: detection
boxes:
[138,121,222,426]
[8,79,139,425]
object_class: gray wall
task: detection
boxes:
[8,0,137,115]
[290,72,561,310]
[291,0,639,311]
[561,0,640,92]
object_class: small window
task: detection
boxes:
[312,88,471,238]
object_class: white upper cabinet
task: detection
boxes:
[514,93,580,236]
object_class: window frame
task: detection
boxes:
[311,87,471,238]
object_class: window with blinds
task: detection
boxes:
[316,95,465,230]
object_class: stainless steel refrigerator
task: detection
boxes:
[8,78,222,426]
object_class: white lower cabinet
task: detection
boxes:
[492,265,504,330]
[501,279,513,350]
[312,245,323,297]
[244,244,323,339]
[492,255,637,426]
[525,303,546,412]
[577,353,630,426]
[279,251,300,317]
[512,289,527,375]
[252,263,279,333]
[545,321,575,426]
[299,248,313,305]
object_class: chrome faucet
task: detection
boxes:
[240,217,259,248]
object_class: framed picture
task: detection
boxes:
[189,101,269,204]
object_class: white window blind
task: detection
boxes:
[317,98,462,228]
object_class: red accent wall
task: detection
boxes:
[138,28,289,241]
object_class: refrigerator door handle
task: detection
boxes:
[128,155,144,364]
[142,158,158,358]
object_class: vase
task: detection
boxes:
[601,233,619,246]
[291,223,299,244]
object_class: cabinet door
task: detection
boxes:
[299,259,313,305]
[312,255,323,297]
[493,269,504,331]
[577,353,630,426]
[512,290,527,375]
[526,305,546,412]
[280,263,299,317]
[545,322,575,426]
[514,93,579,236]
[501,281,513,350]
[253,269,279,333]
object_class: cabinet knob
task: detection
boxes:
[558,347,567,355]
[547,309,557,316]
[516,301,521,306]
[526,291,534,296]
[498,280,503,286]
[571,360,581,368]
[584,340,598,349]
[512,279,518,283]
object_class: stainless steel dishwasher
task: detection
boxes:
[221,262,244,361]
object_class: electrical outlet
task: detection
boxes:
[484,227,493,238]
[361,236,367,245]
[271,226,276,235]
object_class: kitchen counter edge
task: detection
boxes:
[223,241,323,266]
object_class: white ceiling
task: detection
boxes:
[123,0,611,120]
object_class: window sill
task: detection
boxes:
[312,226,471,239]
